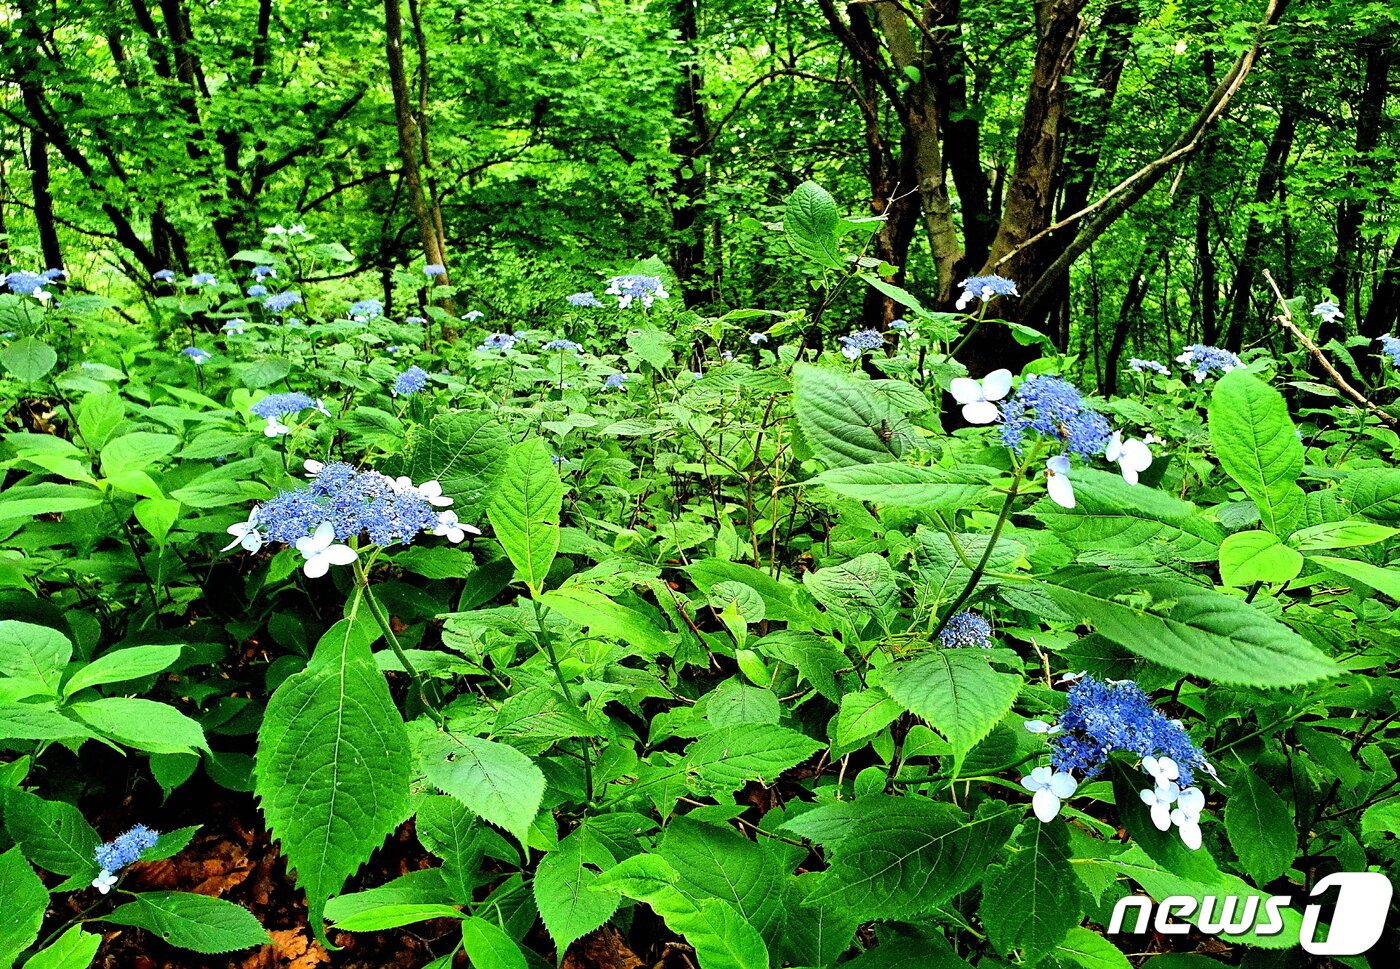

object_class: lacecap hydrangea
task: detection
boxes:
[938,611,993,648]
[92,824,160,893]
[1176,344,1242,382]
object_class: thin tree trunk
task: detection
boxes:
[670,0,715,306]
[27,130,64,277]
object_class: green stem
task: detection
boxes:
[353,559,446,727]
[531,599,594,806]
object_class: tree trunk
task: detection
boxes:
[27,130,65,277]
[670,0,715,307]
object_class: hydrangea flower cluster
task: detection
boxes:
[248,284,269,297]
[251,265,277,279]
[92,824,160,893]
[350,298,383,319]
[1128,358,1170,375]
[603,373,631,389]
[190,272,217,286]
[153,269,176,282]
[837,328,884,360]
[567,292,602,307]
[5,268,63,298]
[604,275,669,309]
[424,264,446,276]
[264,291,303,312]
[181,347,211,365]
[479,332,517,351]
[393,365,429,396]
[749,332,769,345]
[223,462,478,576]
[1176,344,1242,382]
[1377,335,1400,369]
[1312,301,1343,324]
[543,339,583,352]
[1020,675,1214,848]
[939,611,992,648]
[1000,375,1112,457]
[955,274,1018,311]
[223,318,248,335]
[250,392,325,436]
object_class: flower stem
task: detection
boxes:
[353,559,446,727]
[532,599,595,806]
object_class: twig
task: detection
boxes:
[1262,269,1397,427]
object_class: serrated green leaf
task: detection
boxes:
[807,463,989,510]
[101,892,267,954]
[0,621,71,693]
[881,649,1020,759]
[4,788,100,876]
[982,822,1083,964]
[0,846,47,964]
[331,903,464,931]
[0,337,58,383]
[1309,553,1400,600]
[487,437,563,593]
[460,915,528,969]
[792,365,907,469]
[64,644,182,698]
[1031,469,1222,562]
[1054,927,1131,969]
[1208,371,1303,536]
[784,182,843,269]
[1341,468,1400,521]
[69,698,207,754]
[834,689,902,746]
[685,724,823,795]
[1223,765,1295,885]
[419,733,544,846]
[255,614,411,946]
[538,587,668,656]
[1218,529,1302,586]
[534,828,618,952]
[1038,566,1338,686]
[24,924,101,969]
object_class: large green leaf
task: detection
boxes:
[418,732,545,846]
[0,621,71,693]
[1309,553,1400,600]
[685,724,823,795]
[881,649,1021,760]
[1223,765,1296,885]
[408,411,511,514]
[783,181,843,270]
[981,822,1083,964]
[658,817,785,943]
[807,463,989,511]
[1038,566,1338,686]
[792,365,908,469]
[802,553,899,639]
[594,853,770,969]
[69,698,207,754]
[487,437,564,593]
[1031,469,1222,562]
[1218,529,1302,586]
[538,587,669,657]
[0,846,48,965]
[534,827,619,952]
[63,644,183,698]
[1208,370,1304,536]
[24,925,101,969]
[1341,468,1400,521]
[0,337,58,383]
[255,614,411,946]
[781,796,1016,918]
[4,788,100,876]
[101,892,267,954]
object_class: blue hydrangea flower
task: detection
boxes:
[956,274,1018,311]
[603,373,630,389]
[603,275,669,309]
[567,292,602,307]
[248,284,269,297]
[350,298,383,319]
[1176,345,1242,382]
[191,272,216,286]
[250,393,320,419]
[40,268,64,281]
[939,611,993,648]
[405,316,426,325]
[999,374,1111,456]
[749,332,769,345]
[5,271,47,295]
[393,365,429,396]
[1128,358,1170,375]
[1379,335,1400,369]
[93,824,160,892]
[424,264,446,276]
[152,269,175,281]
[264,291,303,312]
[222,318,247,335]
[889,318,909,330]
[251,265,277,279]
[479,332,517,351]
[1312,301,1343,324]
[543,339,583,352]
[837,328,884,360]
[462,310,485,322]
[181,347,211,365]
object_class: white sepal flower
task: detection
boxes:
[1046,454,1075,508]
[221,507,264,553]
[415,479,453,507]
[304,460,325,478]
[948,368,1013,425]
[1106,431,1153,485]
[294,522,357,578]
[433,511,481,544]
[1141,755,1179,786]
[1021,765,1078,823]
[1170,786,1207,850]
[1139,783,1179,831]
[92,869,118,894]
[1024,719,1063,736]
[263,416,290,437]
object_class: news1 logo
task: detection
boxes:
[1107,872,1392,955]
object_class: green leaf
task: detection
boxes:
[981,822,1083,964]
[24,925,101,969]
[1053,927,1132,969]
[100,432,178,478]
[1224,765,1295,885]
[255,615,411,947]
[1208,370,1304,535]
[0,337,58,383]
[76,393,124,449]
[419,733,544,846]
[658,817,785,943]
[1289,520,1397,550]
[0,621,72,693]
[538,587,669,656]
[784,181,843,270]
[102,892,267,954]
[1031,469,1222,562]
[4,788,100,876]
[1218,529,1303,586]
[834,689,903,746]
[781,796,1015,918]
[807,463,989,510]
[408,411,511,514]
[534,828,619,952]
[416,795,483,903]
[1038,566,1338,686]
[0,846,47,964]
[1341,468,1400,521]
[331,904,464,931]
[133,497,182,543]
[0,701,91,742]
[69,698,207,754]
[792,365,908,469]
[459,916,528,969]
[64,644,183,698]
[882,649,1021,760]
[594,853,769,969]
[238,358,293,389]
[487,437,564,593]
[685,724,823,795]
[0,484,104,523]
[802,553,899,639]
[1308,554,1400,600]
